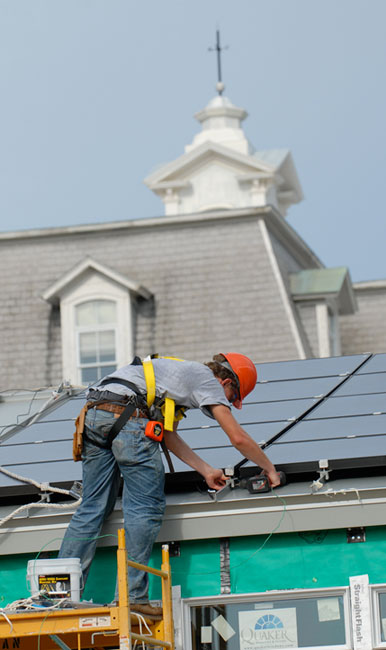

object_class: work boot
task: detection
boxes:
[130,602,163,618]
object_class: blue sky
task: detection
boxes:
[0,0,385,282]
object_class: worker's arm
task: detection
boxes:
[163,427,227,490]
[210,404,281,487]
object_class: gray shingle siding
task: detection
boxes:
[2,212,383,392]
[0,212,304,390]
[340,287,386,355]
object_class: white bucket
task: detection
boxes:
[27,558,82,601]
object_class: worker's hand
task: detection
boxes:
[204,468,228,490]
[263,468,281,488]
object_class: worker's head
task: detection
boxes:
[205,353,257,409]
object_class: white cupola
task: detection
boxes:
[185,95,253,156]
[144,85,303,217]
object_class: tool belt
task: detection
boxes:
[73,400,175,472]
[93,402,148,419]
[73,400,141,462]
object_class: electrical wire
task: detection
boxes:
[131,611,153,649]
[171,489,288,577]
[0,387,51,437]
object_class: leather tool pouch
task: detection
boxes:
[73,404,89,462]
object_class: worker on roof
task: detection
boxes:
[59,353,280,617]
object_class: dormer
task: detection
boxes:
[43,259,151,385]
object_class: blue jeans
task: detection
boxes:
[59,408,166,603]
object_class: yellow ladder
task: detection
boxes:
[0,529,175,650]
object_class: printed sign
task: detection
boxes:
[38,573,71,598]
[317,597,341,622]
[239,608,298,650]
[201,626,213,643]
[79,616,111,629]
[211,615,236,641]
[350,575,372,650]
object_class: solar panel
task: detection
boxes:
[332,372,386,397]
[268,414,386,443]
[251,354,369,384]
[0,440,70,465]
[262,355,386,474]
[267,435,386,471]
[357,353,386,374]
[179,422,283,450]
[2,353,386,495]
[1,420,73,445]
[0,460,80,490]
[181,399,317,429]
[248,376,347,402]
[305,394,386,420]
[169,446,245,474]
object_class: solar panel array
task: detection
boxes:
[1,353,386,494]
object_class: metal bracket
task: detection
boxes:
[208,466,236,501]
[311,459,331,492]
[347,527,366,543]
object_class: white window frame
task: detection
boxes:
[75,299,118,384]
[181,587,351,650]
[371,584,386,648]
[60,272,133,385]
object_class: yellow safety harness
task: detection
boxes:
[142,355,186,431]
[73,355,185,467]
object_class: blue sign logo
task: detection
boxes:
[255,614,284,630]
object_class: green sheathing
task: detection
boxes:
[0,548,117,606]
[229,528,386,593]
[149,538,221,600]
[2,528,386,606]
[0,553,31,606]
[0,539,220,606]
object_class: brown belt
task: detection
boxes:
[91,402,148,419]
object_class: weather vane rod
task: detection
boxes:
[208,29,228,95]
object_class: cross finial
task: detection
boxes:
[208,29,228,96]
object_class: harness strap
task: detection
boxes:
[98,376,144,400]
[142,359,156,408]
[162,397,175,432]
[104,402,138,447]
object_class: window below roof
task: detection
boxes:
[184,589,350,650]
[371,586,386,647]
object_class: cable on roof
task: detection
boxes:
[0,465,82,528]
[0,465,73,495]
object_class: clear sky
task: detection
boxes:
[0,0,385,282]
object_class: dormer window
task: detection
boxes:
[43,259,152,385]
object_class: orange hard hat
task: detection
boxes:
[219,352,257,409]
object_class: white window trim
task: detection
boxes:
[316,301,341,358]
[181,586,351,650]
[371,584,386,648]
